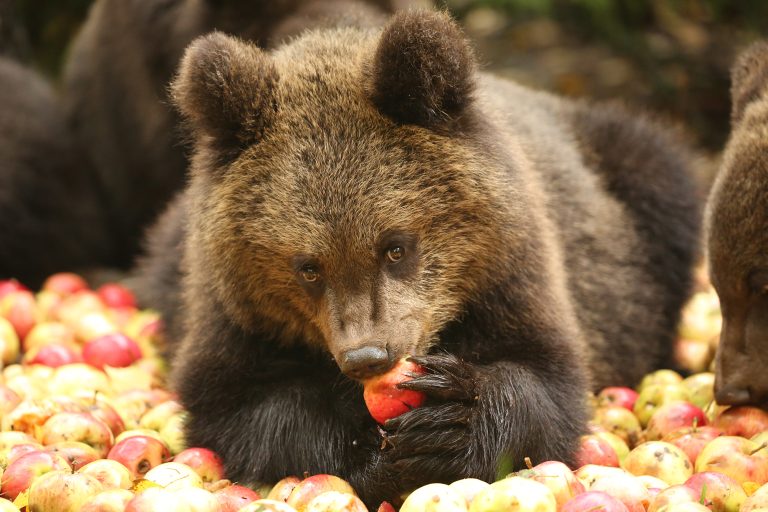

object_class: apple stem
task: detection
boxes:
[524,457,533,470]
[750,442,768,456]
[692,416,698,431]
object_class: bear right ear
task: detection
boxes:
[731,40,768,125]
[171,32,279,159]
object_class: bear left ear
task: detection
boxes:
[369,10,476,129]
[731,40,768,125]
[171,32,279,159]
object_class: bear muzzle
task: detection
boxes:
[339,345,394,380]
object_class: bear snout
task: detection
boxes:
[339,345,394,380]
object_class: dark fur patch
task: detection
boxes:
[369,10,475,128]
[730,40,768,125]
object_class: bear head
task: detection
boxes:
[172,11,522,380]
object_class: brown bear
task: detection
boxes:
[706,40,768,407]
[0,56,113,288]
[62,0,427,268]
[135,10,701,506]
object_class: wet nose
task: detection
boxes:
[340,346,392,379]
[715,386,752,406]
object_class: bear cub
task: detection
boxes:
[707,40,768,408]
[137,10,701,506]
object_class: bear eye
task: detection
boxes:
[386,246,405,263]
[299,265,320,283]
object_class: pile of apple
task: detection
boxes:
[0,271,766,512]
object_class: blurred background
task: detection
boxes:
[7,0,767,159]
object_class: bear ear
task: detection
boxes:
[369,10,476,128]
[171,32,279,158]
[731,40,768,125]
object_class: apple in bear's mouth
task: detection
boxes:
[363,358,426,425]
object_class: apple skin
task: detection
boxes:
[0,450,72,499]
[267,476,302,501]
[573,433,620,468]
[598,387,639,411]
[647,484,699,512]
[634,384,691,427]
[594,431,630,463]
[448,478,490,508]
[377,502,396,512]
[398,483,467,512]
[144,462,204,491]
[41,411,114,457]
[240,499,304,512]
[82,333,142,369]
[78,458,133,490]
[97,284,137,309]
[173,447,225,483]
[527,461,584,509]
[645,402,708,441]
[124,487,191,512]
[694,435,768,485]
[683,471,746,512]
[574,464,628,489]
[139,400,183,431]
[656,503,712,511]
[107,435,170,479]
[560,490,630,512]
[85,398,125,437]
[0,290,36,341]
[592,405,642,445]
[81,488,135,512]
[589,471,652,512]
[286,474,356,512]
[27,469,103,512]
[662,425,722,466]
[45,441,100,470]
[50,363,111,397]
[621,441,693,485]
[469,476,557,512]
[214,484,262,512]
[306,491,368,512]
[713,406,768,438]
[0,317,19,366]
[742,482,768,511]
[22,322,75,352]
[680,372,715,411]
[0,386,21,419]
[363,358,426,425]
[24,343,83,367]
[0,279,28,299]
[42,273,89,296]
[638,370,684,391]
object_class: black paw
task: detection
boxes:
[380,354,480,486]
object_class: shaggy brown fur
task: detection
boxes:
[707,41,768,407]
[0,57,113,288]
[136,11,700,506]
[62,0,427,268]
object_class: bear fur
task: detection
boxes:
[62,0,427,268]
[0,56,113,288]
[706,40,768,407]
[135,11,701,506]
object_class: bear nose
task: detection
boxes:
[340,346,392,379]
[714,386,752,406]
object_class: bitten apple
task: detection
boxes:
[363,358,426,425]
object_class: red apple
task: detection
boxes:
[6,443,43,465]
[42,273,89,296]
[267,476,301,501]
[363,358,426,425]
[107,435,170,479]
[27,469,103,511]
[592,405,642,445]
[124,487,188,511]
[97,284,137,309]
[85,399,125,437]
[41,411,114,457]
[82,333,142,369]
[286,475,356,512]
[713,406,768,438]
[0,290,36,340]
[634,384,691,427]
[24,343,83,367]
[646,401,708,441]
[173,447,225,483]
[45,441,100,470]
[561,490,631,512]
[590,471,652,512]
[573,433,620,468]
[528,460,585,508]
[376,502,396,512]
[78,458,133,490]
[683,471,746,512]
[0,449,71,499]
[215,484,262,512]
[695,435,768,485]
[0,279,28,299]
[598,387,639,411]
[81,488,135,512]
[662,425,722,466]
